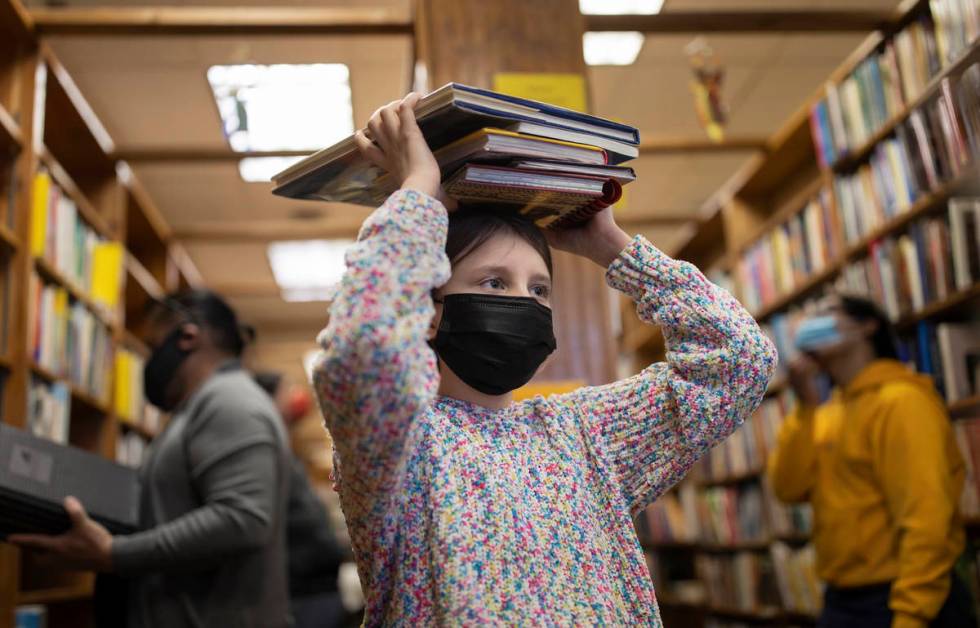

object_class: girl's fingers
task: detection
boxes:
[379,105,402,142]
[354,130,388,169]
[366,115,394,156]
[396,99,423,141]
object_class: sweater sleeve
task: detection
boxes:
[112,400,283,575]
[767,405,819,503]
[311,189,450,517]
[550,236,777,515]
[872,387,961,627]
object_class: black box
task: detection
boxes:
[0,424,140,537]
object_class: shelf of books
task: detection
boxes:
[633,1,980,625]
[0,6,203,626]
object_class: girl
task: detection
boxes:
[313,93,777,626]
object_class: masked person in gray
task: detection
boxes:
[11,290,291,628]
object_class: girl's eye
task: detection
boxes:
[532,285,550,299]
[482,278,505,290]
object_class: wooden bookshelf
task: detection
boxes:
[17,581,93,605]
[0,5,203,626]
[747,162,980,322]
[0,102,20,148]
[0,223,16,249]
[699,467,765,488]
[635,1,980,624]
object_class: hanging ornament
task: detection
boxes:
[685,37,727,143]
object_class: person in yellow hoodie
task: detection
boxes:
[768,294,974,628]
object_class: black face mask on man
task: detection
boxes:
[143,325,192,411]
[432,293,557,396]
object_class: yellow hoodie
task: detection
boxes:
[768,359,965,628]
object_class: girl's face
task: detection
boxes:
[431,231,552,333]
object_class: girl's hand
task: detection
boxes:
[545,207,632,268]
[354,93,457,209]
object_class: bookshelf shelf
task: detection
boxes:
[0,223,18,250]
[70,386,111,416]
[126,251,165,301]
[17,581,94,605]
[641,538,698,552]
[0,355,11,370]
[707,605,782,622]
[33,255,116,329]
[895,280,980,330]
[0,102,22,149]
[120,328,150,357]
[699,467,765,488]
[765,377,788,397]
[700,539,773,553]
[830,37,980,174]
[38,145,113,240]
[949,395,980,418]
[119,418,157,440]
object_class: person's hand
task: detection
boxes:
[8,496,113,572]
[788,355,823,409]
[355,93,457,209]
[545,206,632,268]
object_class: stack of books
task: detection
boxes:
[273,83,639,228]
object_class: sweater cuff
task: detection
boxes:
[359,189,449,241]
[605,235,685,301]
[892,612,929,628]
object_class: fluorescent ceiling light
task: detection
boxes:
[238,156,306,183]
[579,0,664,14]
[207,62,354,161]
[268,239,354,302]
[583,32,645,65]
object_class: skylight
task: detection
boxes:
[583,32,645,66]
[267,239,354,302]
[207,63,354,182]
[579,0,664,14]
[238,156,306,183]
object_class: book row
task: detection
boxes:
[29,273,113,403]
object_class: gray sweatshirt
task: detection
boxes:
[111,362,290,628]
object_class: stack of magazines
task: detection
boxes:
[272,83,639,229]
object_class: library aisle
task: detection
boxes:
[0,0,978,627]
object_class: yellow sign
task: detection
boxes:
[492,73,588,113]
[513,380,585,401]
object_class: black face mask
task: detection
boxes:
[432,293,557,396]
[144,325,192,411]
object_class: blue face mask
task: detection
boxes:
[795,315,843,352]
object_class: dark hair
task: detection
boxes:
[838,294,899,359]
[149,289,246,357]
[445,207,553,276]
[253,371,283,398]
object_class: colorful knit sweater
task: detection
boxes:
[313,189,777,626]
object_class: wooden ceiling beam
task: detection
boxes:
[29,6,413,36]
[28,7,892,37]
[173,218,367,242]
[584,10,894,33]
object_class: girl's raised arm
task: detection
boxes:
[550,236,777,515]
[312,95,449,520]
